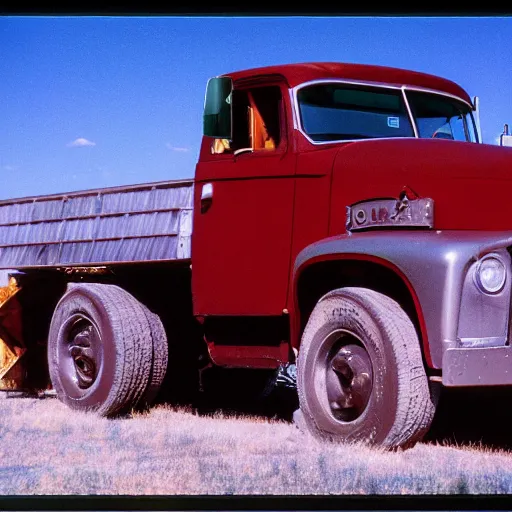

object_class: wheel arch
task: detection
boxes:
[292,253,433,368]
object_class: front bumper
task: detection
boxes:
[443,345,512,386]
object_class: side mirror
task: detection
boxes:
[472,96,482,143]
[203,77,233,139]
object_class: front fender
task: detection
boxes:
[293,230,512,369]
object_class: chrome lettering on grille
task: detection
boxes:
[346,193,434,232]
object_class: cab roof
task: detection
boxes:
[223,62,472,105]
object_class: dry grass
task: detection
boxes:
[0,394,512,495]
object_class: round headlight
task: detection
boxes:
[475,255,507,294]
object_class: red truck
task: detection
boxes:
[1,61,510,449]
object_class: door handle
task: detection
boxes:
[201,183,213,213]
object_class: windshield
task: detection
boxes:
[405,90,477,142]
[297,83,414,142]
[296,82,477,143]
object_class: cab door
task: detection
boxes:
[192,81,296,316]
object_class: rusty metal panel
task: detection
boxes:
[0,276,26,389]
[0,179,194,269]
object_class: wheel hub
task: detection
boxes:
[66,319,100,390]
[327,342,373,421]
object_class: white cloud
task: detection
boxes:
[67,137,96,148]
[3,165,17,171]
[166,143,189,152]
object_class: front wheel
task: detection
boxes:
[295,287,436,449]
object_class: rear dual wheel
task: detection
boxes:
[47,283,168,417]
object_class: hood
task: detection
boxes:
[330,138,512,232]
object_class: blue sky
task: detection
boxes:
[1,16,511,200]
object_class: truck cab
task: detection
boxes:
[193,61,484,364]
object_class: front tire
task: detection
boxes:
[296,287,436,449]
[48,283,163,417]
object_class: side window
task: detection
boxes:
[211,85,283,155]
[249,86,282,150]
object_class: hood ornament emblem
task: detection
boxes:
[346,186,434,232]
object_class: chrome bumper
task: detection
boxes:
[443,345,512,386]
